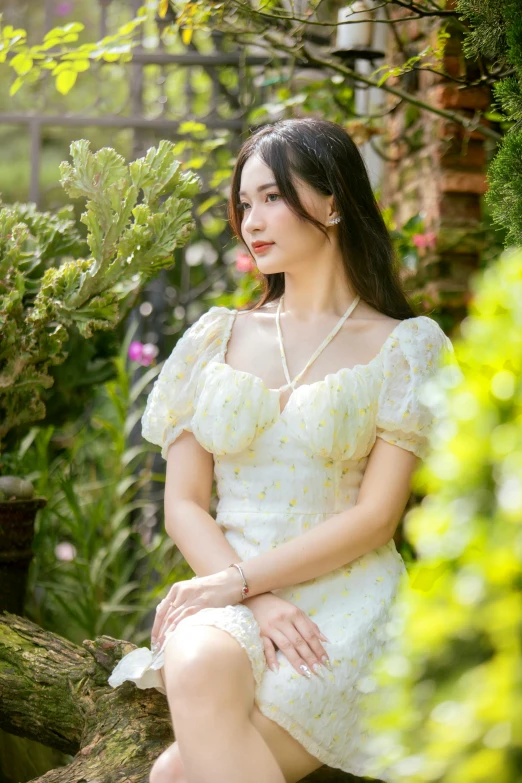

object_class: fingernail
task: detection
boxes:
[312,663,325,679]
[320,633,331,643]
[299,664,312,679]
[270,663,278,673]
[321,655,333,671]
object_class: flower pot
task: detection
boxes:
[0,498,47,615]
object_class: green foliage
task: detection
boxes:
[361,246,522,783]
[0,139,200,450]
[486,130,522,245]
[457,0,522,244]
[8,326,190,645]
[457,0,509,62]
[0,14,145,95]
[372,26,451,87]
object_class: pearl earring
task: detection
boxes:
[328,216,341,225]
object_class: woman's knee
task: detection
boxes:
[149,742,185,783]
[164,626,252,696]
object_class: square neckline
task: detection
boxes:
[209,307,420,415]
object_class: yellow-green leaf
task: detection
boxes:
[71,59,90,73]
[43,22,84,42]
[62,22,84,34]
[3,26,26,40]
[10,52,33,75]
[9,76,24,96]
[158,0,169,18]
[179,120,206,135]
[55,69,77,94]
[196,195,221,216]
[118,21,139,35]
[43,26,67,42]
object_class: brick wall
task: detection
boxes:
[381,1,492,320]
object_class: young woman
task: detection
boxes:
[108,118,454,783]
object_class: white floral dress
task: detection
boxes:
[108,302,454,778]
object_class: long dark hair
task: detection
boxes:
[228,118,417,319]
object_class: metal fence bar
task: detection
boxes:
[0,114,246,130]
[29,119,41,205]
[127,53,292,66]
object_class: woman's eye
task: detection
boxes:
[237,193,280,211]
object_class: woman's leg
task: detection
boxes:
[150,624,323,783]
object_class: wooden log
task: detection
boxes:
[0,611,380,782]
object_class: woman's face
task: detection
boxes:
[238,153,335,274]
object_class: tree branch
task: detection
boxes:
[0,612,172,781]
[228,0,459,25]
[0,611,380,782]
[260,35,502,142]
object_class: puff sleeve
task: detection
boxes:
[141,306,230,459]
[376,316,455,460]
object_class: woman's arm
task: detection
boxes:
[163,430,260,595]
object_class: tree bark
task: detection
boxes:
[0,611,380,783]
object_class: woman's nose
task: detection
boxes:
[243,205,265,232]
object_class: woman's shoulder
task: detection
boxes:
[390,314,452,345]
[164,306,233,364]
[381,314,454,374]
[186,304,233,336]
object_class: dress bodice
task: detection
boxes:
[141,304,455,464]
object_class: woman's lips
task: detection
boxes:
[253,243,274,253]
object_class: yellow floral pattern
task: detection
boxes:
[110,305,454,777]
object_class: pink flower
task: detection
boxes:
[128,341,143,362]
[128,341,158,366]
[412,232,437,249]
[235,250,256,273]
[55,541,76,561]
[55,1,73,15]
[141,343,159,366]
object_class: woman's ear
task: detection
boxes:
[327,195,339,222]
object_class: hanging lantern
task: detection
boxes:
[332,1,385,61]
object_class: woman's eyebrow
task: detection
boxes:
[238,181,278,197]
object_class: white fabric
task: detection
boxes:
[108,305,454,777]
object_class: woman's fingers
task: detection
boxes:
[157,606,199,648]
[292,615,331,669]
[261,635,279,673]
[267,624,326,679]
[151,594,175,642]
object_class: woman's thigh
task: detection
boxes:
[249,702,324,783]
[158,622,324,783]
[159,666,324,783]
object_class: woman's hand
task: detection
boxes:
[151,568,244,649]
[244,593,332,679]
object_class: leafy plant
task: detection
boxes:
[362,246,522,783]
[0,138,200,453]
[457,0,522,244]
[12,324,190,646]
[0,14,145,95]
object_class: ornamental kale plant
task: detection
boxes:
[0,139,200,453]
